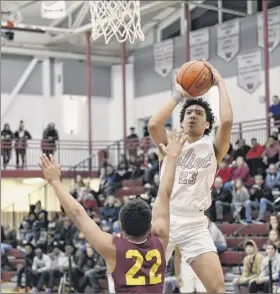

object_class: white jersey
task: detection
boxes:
[160,135,217,214]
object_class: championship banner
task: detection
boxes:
[217,19,240,62]
[190,28,209,61]
[154,39,174,78]
[258,6,280,52]
[237,50,262,94]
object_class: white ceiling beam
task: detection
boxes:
[1,46,119,64]
[72,2,89,29]
[187,1,246,16]
[49,1,84,27]
[45,1,180,45]
[2,58,38,118]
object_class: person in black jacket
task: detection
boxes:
[14,120,32,168]
[42,123,59,157]
[210,177,232,221]
[1,123,13,168]
[14,242,35,291]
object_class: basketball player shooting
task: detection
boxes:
[148,60,233,293]
[38,130,187,293]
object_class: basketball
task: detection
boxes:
[176,60,213,97]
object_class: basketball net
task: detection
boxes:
[41,1,66,19]
[1,10,22,27]
[89,1,145,44]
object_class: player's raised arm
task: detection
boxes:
[148,82,191,146]
[38,154,115,260]
[203,59,233,164]
[151,130,187,249]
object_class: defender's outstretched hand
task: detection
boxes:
[38,154,62,184]
[159,129,188,158]
[202,59,224,86]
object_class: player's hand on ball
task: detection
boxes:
[202,59,224,86]
[38,154,62,184]
[159,129,188,158]
[175,76,194,99]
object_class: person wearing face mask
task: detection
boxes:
[31,247,51,292]
[14,120,31,169]
[1,123,13,168]
[232,240,263,294]
[249,243,280,293]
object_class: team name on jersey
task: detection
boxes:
[176,148,214,170]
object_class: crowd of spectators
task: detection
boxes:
[2,126,280,293]
[1,121,59,169]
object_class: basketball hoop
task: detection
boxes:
[89,1,145,44]
[41,1,66,19]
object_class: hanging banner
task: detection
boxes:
[54,60,64,97]
[258,6,280,52]
[217,19,240,62]
[154,39,174,78]
[190,28,209,61]
[237,50,262,94]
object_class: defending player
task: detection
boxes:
[148,60,233,293]
[38,130,187,293]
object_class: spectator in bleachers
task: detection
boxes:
[2,224,17,248]
[233,139,250,160]
[246,138,265,176]
[73,231,87,251]
[216,160,231,184]
[262,136,279,166]
[1,123,13,168]
[211,177,232,221]
[128,155,144,179]
[224,157,252,190]
[42,123,59,157]
[143,152,159,184]
[269,213,280,233]
[117,154,130,180]
[14,120,32,169]
[174,246,206,293]
[14,242,35,291]
[230,179,250,223]
[99,165,122,196]
[60,218,77,245]
[269,95,280,130]
[268,230,280,252]
[126,127,139,157]
[42,241,66,293]
[100,195,120,226]
[249,243,280,293]
[265,163,280,190]
[1,225,13,255]
[31,247,51,292]
[232,239,263,294]
[208,217,227,254]
[71,243,100,292]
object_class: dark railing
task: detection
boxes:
[0,139,122,171]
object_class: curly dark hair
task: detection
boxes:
[179,98,215,135]
[119,198,152,237]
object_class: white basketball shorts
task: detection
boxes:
[165,211,217,264]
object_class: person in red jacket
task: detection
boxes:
[217,160,231,184]
[246,138,264,176]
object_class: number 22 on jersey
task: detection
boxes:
[125,249,162,286]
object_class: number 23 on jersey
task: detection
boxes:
[125,249,162,286]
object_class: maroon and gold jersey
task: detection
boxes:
[108,234,166,293]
